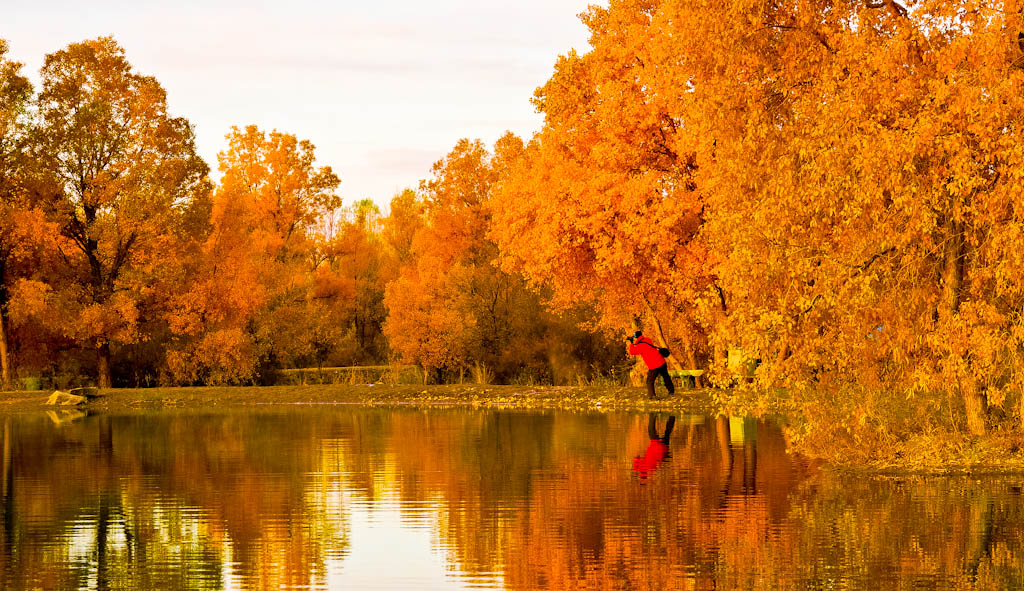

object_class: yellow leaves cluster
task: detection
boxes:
[382,137,619,382]
[166,327,259,386]
[0,37,213,385]
[485,0,1024,432]
[164,125,350,384]
[10,278,141,346]
[384,140,501,373]
[216,125,340,250]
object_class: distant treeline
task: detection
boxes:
[6,1,1024,460]
[0,38,624,392]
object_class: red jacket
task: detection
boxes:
[628,336,666,370]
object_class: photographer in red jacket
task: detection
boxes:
[627,330,675,399]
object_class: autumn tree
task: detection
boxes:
[0,39,35,390]
[380,189,424,268]
[659,0,1024,438]
[167,125,340,384]
[301,198,389,368]
[17,37,209,388]
[490,0,1024,441]
[339,199,387,360]
[489,0,713,374]
[385,137,620,383]
[384,139,497,377]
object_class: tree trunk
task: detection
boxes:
[769,337,790,384]
[0,311,9,391]
[962,377,987,437]
[943,220,985,436]
[672,325,700,370]
[97,341,112,389]
[642,300,684,373]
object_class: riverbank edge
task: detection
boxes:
[4,384,1024,475]
[0,384,708,413]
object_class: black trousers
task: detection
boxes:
[646,364,675,398]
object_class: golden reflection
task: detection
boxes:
[45,409,88,425]
[0,410,1021,590]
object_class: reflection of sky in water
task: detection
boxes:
[331,491,503,590]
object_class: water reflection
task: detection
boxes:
[633,413,675,481]
[0,409,1021,590]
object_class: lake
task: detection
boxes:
[1,407,1021,590]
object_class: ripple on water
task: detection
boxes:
[2,409,1023,590]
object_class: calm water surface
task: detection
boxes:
[1,407,1022,590]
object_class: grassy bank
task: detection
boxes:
[0,384,711,413]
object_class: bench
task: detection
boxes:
[669,369,705,389]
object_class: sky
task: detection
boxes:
[5,0,596,209]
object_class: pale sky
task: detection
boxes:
[5,0,595,209]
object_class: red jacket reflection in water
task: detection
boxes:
[633,414,675,482]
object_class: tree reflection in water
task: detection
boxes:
[0,409,1021,590]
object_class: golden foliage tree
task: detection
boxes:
[380,188,424,267]
[668,0,1024,437]
[492,0,1024,438]
[20,37,209,388]
[490,0,714,372]
[305,198,389,367]
[385,137,621,383]
[0,39,35,390]
[167,125,340,384]
[384,139,501,376]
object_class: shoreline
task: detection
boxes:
[0,384,712,413]
[5,384,1024,475]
